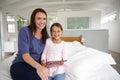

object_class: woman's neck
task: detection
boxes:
[34,29,42,39]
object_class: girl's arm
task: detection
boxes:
[62,42,68,62]
[41,39,48,66]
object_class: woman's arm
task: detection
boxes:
[22,53,49,80]
[19,28,49,80]
[22,53,41,69]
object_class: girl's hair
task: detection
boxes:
[28,8,48,43]
[50,22,63,36]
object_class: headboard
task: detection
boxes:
[61,37,83,45]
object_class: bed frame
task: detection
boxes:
[61,37,83,44]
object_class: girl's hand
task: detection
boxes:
[41,60,47,67]
[36,65,49,80]
[59,61,64,65]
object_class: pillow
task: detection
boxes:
[65,41,87,57]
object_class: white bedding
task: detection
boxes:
[0,41,120,80]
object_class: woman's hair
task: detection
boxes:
[28,8,48,43]
[50,22,63,36]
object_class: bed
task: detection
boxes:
[0,37,120,80]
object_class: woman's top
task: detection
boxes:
[41,38,68,76]
[12,27,47,64]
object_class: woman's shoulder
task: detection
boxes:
[19,27,30,37]
[19,27,29,31]
[19,27,30,34]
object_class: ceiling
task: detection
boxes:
[0,0,120,19]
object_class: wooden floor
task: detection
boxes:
[110,50,120,74]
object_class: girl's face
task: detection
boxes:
[51,26,63,40]
[34,12,47,30]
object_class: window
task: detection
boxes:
[7,14,16,33]
[101,12,117,24]
[7,15,15,22]
[7,23,15,33]
[47,17,57,29]
[67,17,90,29]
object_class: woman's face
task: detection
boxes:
[34,12,47,30]
[51,26,63,40]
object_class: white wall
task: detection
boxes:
[62,29,108,53]
[57,10,101,29]
[0,8,4,56]
[102,20,120,53]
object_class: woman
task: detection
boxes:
[10,8,49,80]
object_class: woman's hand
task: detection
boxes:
[22,54,49,80]
[36,65,49,80]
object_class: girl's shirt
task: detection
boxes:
[41,38,68,76]
[12,27,46,64]
[41,38,67,63]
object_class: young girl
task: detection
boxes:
[41,22,68,80]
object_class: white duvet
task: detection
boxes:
[0,41,120,80]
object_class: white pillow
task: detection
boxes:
[65,41,87,57]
